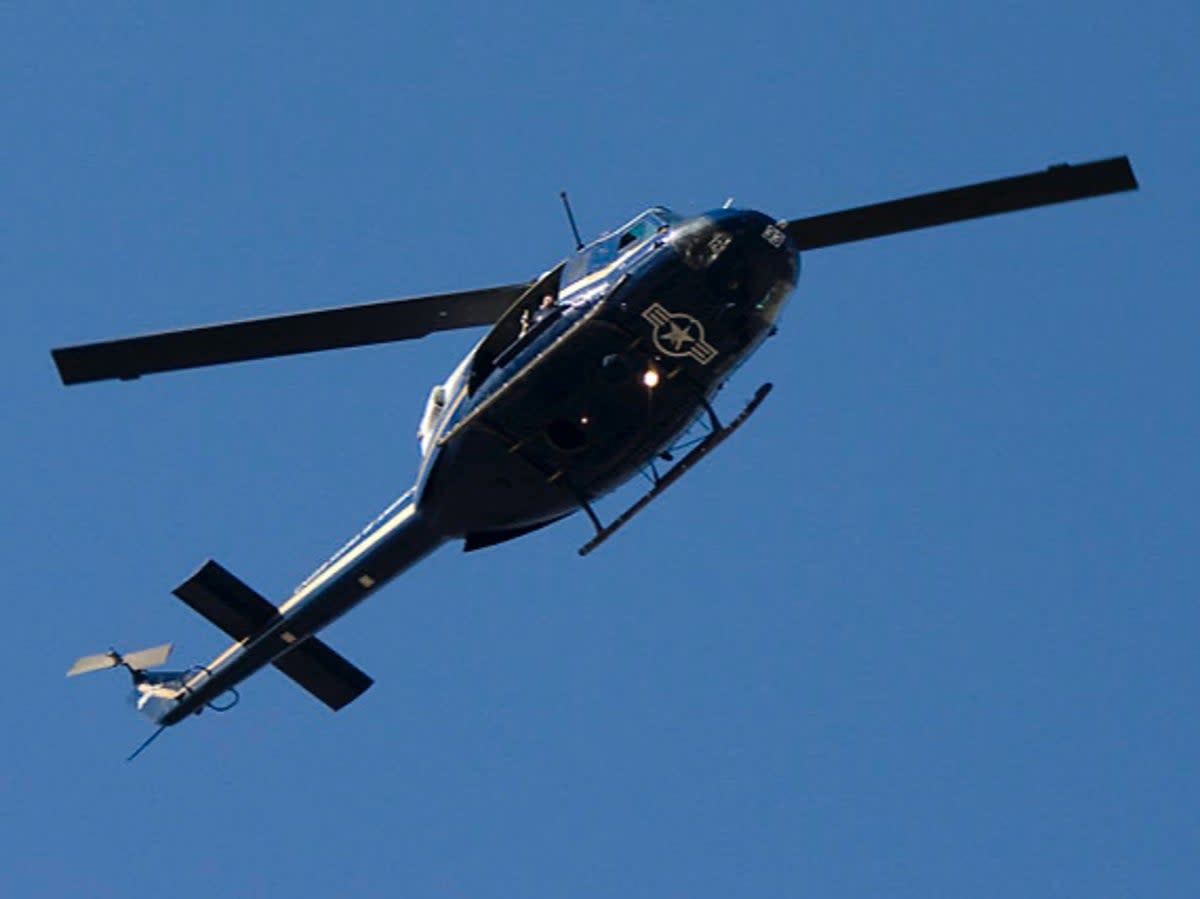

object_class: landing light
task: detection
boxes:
[642,369,660,389]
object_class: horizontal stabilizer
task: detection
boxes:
[173,560,278,641]
[274,639,374,710]
[173,559,371,710]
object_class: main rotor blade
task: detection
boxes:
[785,156,1137,251]
[52,283,529,385]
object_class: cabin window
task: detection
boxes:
[589,236,618,270]
[561,253,587,286]
[561,235,618,287]
[618,218,659,250]
[560,208,679,288]
[417,384,448,455]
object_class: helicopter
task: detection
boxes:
[57,156,1137,757]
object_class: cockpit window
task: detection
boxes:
[619,207,678,247]
[618,217,658,249]
[561,207,679,287]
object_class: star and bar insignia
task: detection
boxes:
[641,303,718,365]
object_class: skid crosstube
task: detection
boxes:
[578,383,773,556]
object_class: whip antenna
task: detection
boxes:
[127,725,167,762]
[559,191,584,250]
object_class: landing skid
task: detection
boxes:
[578,382,773,556]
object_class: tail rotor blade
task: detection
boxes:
[122,643,173,672]
[67,651,120,677]
[66,643,173,677]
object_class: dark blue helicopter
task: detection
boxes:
[57,157,1136,755]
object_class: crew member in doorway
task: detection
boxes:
[520,294,557,336]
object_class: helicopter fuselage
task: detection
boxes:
[155,206,797,725]
[60,156,1136,737]
[420,206,799,539]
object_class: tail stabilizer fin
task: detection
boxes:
[275,639,374,710]
[172,559,277,641]
[174,558,372,710]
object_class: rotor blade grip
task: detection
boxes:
[786,156,1137,251]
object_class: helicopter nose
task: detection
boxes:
[668,209,797,320]
[669,209,794,271]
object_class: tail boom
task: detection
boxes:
[158,502,445,725]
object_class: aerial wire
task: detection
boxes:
[559,191,584,250]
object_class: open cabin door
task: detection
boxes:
[467,262,564,393]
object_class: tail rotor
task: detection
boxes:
[68,642,183,760]
[67,643,173,683]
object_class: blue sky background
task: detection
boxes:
[3,3,1197,896]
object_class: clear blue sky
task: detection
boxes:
[4,3,1197,897]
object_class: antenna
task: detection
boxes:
[127,725,167,762]
[559,191,584,250]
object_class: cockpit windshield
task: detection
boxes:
[561,207,680,288]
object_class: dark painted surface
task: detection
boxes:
[149,207,798,725]
[421,208,798,537]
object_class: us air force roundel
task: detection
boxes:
[641,303,718,365]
